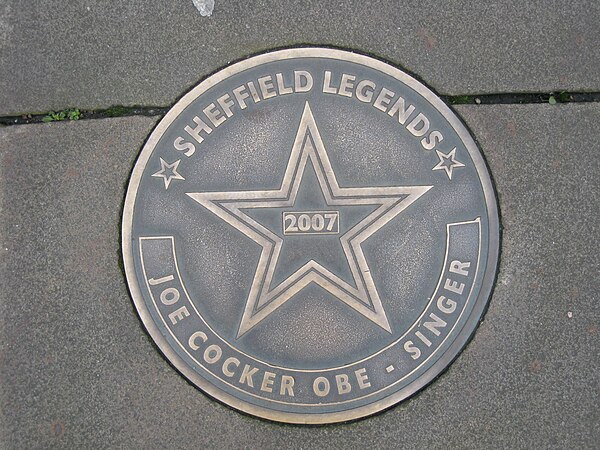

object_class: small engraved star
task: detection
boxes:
[152,158,185,189]
[432,148,465,180]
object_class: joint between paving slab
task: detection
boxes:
[1,92,600,127]
[0,106,170,127]
[446,92,600,105]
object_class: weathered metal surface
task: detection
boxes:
[122,48,499,423]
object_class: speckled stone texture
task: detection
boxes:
[1,0,599,115]
[0,104,598,448]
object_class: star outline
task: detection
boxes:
[152,158,185,189]
[431,147,465,180]
[187,103,432,338]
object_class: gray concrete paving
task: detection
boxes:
[1,0,599,115]
[1,104,598,448]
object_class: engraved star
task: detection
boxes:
[431,147,465,180]
[152,158,185,189]
[187,103,432,338]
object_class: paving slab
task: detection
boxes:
[1,0,599,115]
[1,105,599,448]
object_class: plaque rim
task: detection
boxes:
[122,47,500,424]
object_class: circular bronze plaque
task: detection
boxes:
[122,48,499,423]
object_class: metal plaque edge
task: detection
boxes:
[121,47,500,424]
